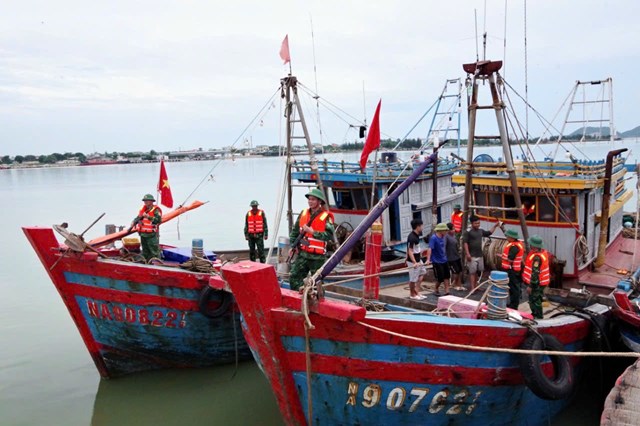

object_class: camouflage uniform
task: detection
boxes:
[137,205,162,261]
[528,255,544,319]
[289,210,334,291]
[244,210,268,263]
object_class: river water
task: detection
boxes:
[1,141,638,425]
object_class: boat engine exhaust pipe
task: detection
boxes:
[594,148,627,269]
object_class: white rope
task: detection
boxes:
[357,320,640,358]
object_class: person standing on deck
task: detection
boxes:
[289,188,334,291]
[451,204,463,234]
[463,215,501,290]
[425,223,451,296]
[132,194,162,261]
[501,229,525,309]
[522,235,550,319]
[406,219,427,300]
[445,223,463,290]
[245,200,268,263]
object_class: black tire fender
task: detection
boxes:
[198,286,233,318]
[518,332,574,400]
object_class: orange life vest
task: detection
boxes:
[298,208,330,255]
[137,205,162,233]
[523,204,536,216]
[501,240,524,272]
[246,210,265,234]
[451,211,463,232]
[522,250,550,286]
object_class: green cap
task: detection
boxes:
[142,194,155,202]
[453,204,461,209]
[505,229,520,239]
[305,188,326,204]
[434,223,449,232]
[528,235,544,249]
[250,200,259,206]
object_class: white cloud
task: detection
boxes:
[1,0,638,155]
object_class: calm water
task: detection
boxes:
[1,142,638,425]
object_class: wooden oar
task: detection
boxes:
[87,200,206,248]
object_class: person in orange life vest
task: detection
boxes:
[288,188,335,291]
[522,200,536,219]
[244,200,268,263]
[502,229,525,309]
[451,204,464,234]
[522,235,550,319]
[132,193,162,261]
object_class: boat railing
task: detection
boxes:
[469,156,626,179]
[292,157,460,177]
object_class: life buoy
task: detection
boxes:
[198,286,233,318]
[518,332,574,400]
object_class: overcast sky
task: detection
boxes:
[1,0,638,156]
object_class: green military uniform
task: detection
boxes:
[289,188,334,291]
[528,255,544,319]
[244,201,268,263]
[135,194,163,262]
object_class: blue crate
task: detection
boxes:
[162,247,217,263]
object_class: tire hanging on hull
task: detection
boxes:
[198,286,233,318]
[518,332,574,400]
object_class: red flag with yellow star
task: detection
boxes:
[157,159,174,208]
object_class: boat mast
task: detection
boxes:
[462,60,529,245]
[281,75,324,232]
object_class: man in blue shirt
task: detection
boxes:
[425,222,451,296]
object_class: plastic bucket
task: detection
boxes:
[278,236,290,249]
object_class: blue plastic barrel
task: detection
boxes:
[487,271,509,319]
[192,238,204,249]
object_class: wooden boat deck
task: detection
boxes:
[580,236,640,292]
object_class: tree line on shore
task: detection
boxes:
[2,133,611,166]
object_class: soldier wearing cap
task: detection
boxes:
[424,222,451,296]
[522,235,550,319]
[132,194,162,261]
[501,229,525,309]
[245,200,268,263]
[289,188,335,291]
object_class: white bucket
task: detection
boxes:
[278,236,290,249]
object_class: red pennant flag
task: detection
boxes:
[157,159,174,208]
[359,99,381,170]
[279,34,291,64]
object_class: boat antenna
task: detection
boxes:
[524,0,529,142]
[474,9,479,61]
[502,0,508,82]
[310,13,324,149]
[482,0,487,61]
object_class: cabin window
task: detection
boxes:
[333,190,354,210]
[474,191,488,216]
[489,193,503,217]
[352,189,369,210]
[504,194,518,219]
[558,196,576,223]
[538,196,555,222]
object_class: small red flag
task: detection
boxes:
[359,99,381,170]
[158,159,174,208]
[279,34,291,64]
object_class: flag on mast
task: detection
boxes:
[359,99,381,170]
[157,159,174,208]
[279,34,291,64]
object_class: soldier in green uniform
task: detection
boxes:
[289,188,334,291]
[523,235,550,319]
[244,200,269,263]
[133,194,163,261]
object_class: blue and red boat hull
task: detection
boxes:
[23,226,251,378]
[217,261,599,426]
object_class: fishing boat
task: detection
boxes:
[23,200,253,378]
[210,59,638,425]
[273,75,464,289]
